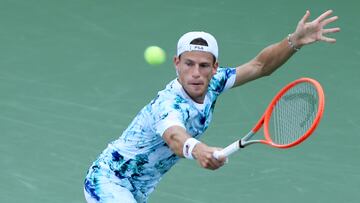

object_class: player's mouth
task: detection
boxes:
[189,81,204,86]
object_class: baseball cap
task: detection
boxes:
[177,31,219,59]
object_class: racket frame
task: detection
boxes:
[263,77,325,148]
[213,78,325,159]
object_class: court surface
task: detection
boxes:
[1,0,359,202]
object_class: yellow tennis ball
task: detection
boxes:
[144,46,166,65]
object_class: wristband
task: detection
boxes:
[287,34,300,52]
[183,138,200,159]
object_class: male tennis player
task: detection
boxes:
[84,10,339,203]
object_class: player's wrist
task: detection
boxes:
[287,33,302,51]
[183,138,201,159]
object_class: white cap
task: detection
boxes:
[177,31,218,59]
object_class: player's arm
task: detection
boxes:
[233,10,340,87]
[232,37,296,87]
[162,126,226,170]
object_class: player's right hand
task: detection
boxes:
[192,143,227,170]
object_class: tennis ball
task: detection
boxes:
[144,46,166,65]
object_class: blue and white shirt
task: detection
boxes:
[85,67,236,202]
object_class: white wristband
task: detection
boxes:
[183,138,200,159]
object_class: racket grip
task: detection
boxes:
[213,151,225,160]
[213,141,241,159]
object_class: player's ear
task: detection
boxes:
[212,61,219,75]
[173,56,180,66]
[173,56,180,75]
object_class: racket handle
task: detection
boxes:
[213,151,225,160]
[213,140,241,159]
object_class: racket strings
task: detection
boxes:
[270,83,319,145]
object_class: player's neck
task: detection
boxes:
[176,79,206,104]
[188,92,205,104]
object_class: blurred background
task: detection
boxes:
[1,0,359,202]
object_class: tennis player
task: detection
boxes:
[84,10,339,203]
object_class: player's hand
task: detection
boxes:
[292,10,340,48]
[192,143,227,170]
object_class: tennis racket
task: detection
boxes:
[213,77,325,159]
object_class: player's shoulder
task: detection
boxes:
[214,66,236,78]
[210,66,236,93]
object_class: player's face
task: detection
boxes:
[174,51,218,103]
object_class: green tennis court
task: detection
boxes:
[1,0,359,202]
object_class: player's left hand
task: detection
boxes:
[292,10,340,48]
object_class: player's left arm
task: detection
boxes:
[232,10,340,87]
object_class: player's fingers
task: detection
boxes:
[321,16,339,27]
[202,157,224,170]
[212,156,227,168]
[315,10,333,23]
[213,149,229,164]
[200,154,220,169]
[319,36,337,43]
[299,10,310,24]
[205,161,220,170]
[322,27,341,35]
[216,155,227,164]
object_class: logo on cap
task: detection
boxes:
[193,45,204,50]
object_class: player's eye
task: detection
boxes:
[185,61,194,66]
[200,63,211,68]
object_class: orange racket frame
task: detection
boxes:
[213,77,325,159]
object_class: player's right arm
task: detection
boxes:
[162,126,226,170]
